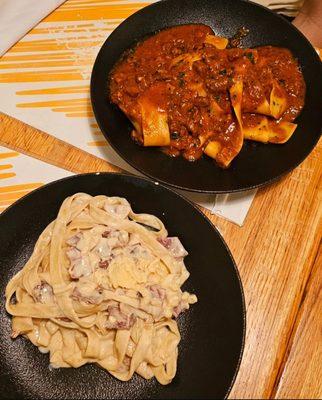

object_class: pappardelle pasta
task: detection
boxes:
[110,24,305,168]
[5,193,197,385]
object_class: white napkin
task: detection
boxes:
[0,0,66,56]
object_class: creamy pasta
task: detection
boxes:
[5,193,197,385]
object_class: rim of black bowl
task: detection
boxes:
[0,171,246,399]
[90,0,322,194]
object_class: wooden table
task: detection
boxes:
[0,112,321,399]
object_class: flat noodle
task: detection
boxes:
[270,81,288,119]
[204,34,228,49]
[242,114,297,143]
[109,24,305,166]
[5,194,197,385]
[254,98,271,116]
[204,140,222,159]
[138,83,170,146]
[267,120,297,143]
[243,115,269,143]
[170,52,202,69]
[230,79,244,131]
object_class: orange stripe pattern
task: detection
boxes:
[0,0,150,133]
[0,152,44,212]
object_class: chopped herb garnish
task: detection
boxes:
[178,78,185,87]
[245,52,255,64]
[219,69,227,75]
[215,94,221,102]
[178,72,185,79]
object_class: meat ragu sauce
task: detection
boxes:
[109,24,305,168]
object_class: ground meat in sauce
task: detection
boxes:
[109,24,305,164]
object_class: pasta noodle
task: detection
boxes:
[5,193,197,385]
[110,24,305,167]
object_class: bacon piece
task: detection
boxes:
[95,238,112,259]
[66,247,81,262]
[149,284,166,301]
[68,256,92,280]
[129,244,153,260]
[102,230,129,248]
[158,237,188,259]
[105,302,136,330]
[33,281,54,303]
[173,301,188,318]
[66,233,82,247]
[70,286,103,305]
[98,260,110,269]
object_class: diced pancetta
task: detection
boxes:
[33,281,54,303]
[149,284,166,301]
[105,302,136,330]
[158,237,188,259]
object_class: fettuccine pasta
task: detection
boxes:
[5,193,197,385]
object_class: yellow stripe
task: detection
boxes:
[0,59,93,70]
[0,190,34,202]
[0,70,84,83]
[16,38,75,46]
[31,27,112,34]
[66,112,94,117]
[52,105,92,112]
[44,4,149,22]
[87,140,108,146]
[16,37,103,47]
[0,152,19,160]
[16,85,88,95]
[10,41,101,53]
[0,164,13,170]
[67,0,123,2]
[0,183,42,193]
[63,0,139,7]
[1,52,75,61]
[17,99,90,108]
[0,172,16,179]
[30,23,95,34]
[65,0,127,5]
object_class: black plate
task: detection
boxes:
[91,0,322,193]
[0,173,245,399]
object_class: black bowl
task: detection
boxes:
[0,173,245,399]
[91,0,322,193]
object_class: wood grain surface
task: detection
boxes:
[274,246,322,399]
[0,112,321,399]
